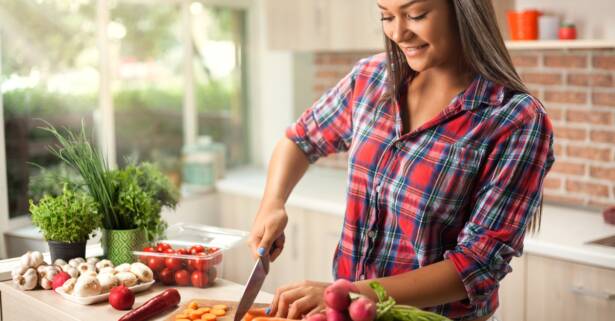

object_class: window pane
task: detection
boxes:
[1,0,98,218]
[191,5,249,168]
[111,2,183,174]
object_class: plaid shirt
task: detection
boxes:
[286,53,555,320]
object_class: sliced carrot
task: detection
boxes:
[189,301,200,310]
[175,314,189,320]
[242,308,268,321]
[252,317,295,321]
[176,319,191,321]
[201,313,217,321]
[212,304,228,311]
[211,309,226,316]
[190,309,207,319]
[199,307,212,313]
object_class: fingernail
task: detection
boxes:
[265,307,271,315]
[257,247,265,256]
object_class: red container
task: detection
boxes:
[559,23,577,40]
[507,10,541,40]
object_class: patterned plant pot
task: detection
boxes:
[102,228,145,265]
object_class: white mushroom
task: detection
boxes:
[38,265,61,290]
[13,267,38,290]
[82,270,98,278]
[130,262,153,283]
[61,278,77,294]
[86,257,100,265]
[53,258,68,266]
[115,272,138,287]
[95,259,114,272]
[114,263,131,273]
[98,266,115,275]
[20,251,44,268]
[73,274,102,297]
[68,257,85,267]
[61,264,80,278]
[77,262,96,274]
[97,273,120,293]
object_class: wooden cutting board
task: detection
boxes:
[166,299,268,321]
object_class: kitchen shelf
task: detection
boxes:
[505,39,615,50]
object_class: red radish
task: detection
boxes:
[51,272,71,291]
[324,284,351,311]
[305,313,327,321]
[109,285,135,310]
[332,278,360,293]
[348,297,376,321]
[326,307,350,321]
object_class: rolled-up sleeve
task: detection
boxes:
[285,60,362,163]
[443,106,555,305]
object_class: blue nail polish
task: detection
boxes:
[265,307,271,315]
[257,247,265,256]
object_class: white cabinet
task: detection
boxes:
[304,210,344,282]
[495,256,526,321]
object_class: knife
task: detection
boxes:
[234,254,270,321]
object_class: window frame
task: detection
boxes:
[0,0,259,259]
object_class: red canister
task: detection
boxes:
[507,10,541,40]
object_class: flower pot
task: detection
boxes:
[102,228,145,265]
[48,240,86,262]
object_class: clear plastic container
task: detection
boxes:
[132,223,248,288]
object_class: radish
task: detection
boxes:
[305,312,327,321]
[326,307,350,321]
[332,279,359,293]
[324,284,351,311]
[348,297,376,321]
[51,272,71,291]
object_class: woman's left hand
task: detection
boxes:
[269,280,330,319]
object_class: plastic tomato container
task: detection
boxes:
[132,223,248,288]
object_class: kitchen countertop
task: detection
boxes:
[217,167,615,270]
[0,278,272,321]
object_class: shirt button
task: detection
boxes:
[367,230,376,238]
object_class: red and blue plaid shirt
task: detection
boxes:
[286,53,555,320]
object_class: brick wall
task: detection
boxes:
[308,49,615,209]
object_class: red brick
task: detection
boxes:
[590,130,615,144]
[593,55,615,70]
[511,54,539,68]
[544,54,587,68]
[543,193,585,206]
[566,180,610,197]
[521,72,562,85]
[544,90,588,104]
[543,176,562,189]
[567,73,614,87]
[545,106,564,121]
[566,109,613,125]
[590,166,615,181]
[316,70,343,79]
[550,161,586,175]
[553,126,587,141]
[566,145,612,161]
[554,143,564,157]
[592,92,615,107]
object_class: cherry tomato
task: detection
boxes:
[190,252,210,271]
[159,267,175,285]
[189,245,205,255]
[163,248,175,254]
[143,247,155,252]
[191,271,208,288]
[176,248,189,255]
[147,256,165,271]
[207,267,217,285]
[156,243,171,252]
[165,257,182,271]
[175,269,190,286]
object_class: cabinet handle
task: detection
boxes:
[570,286,615,300]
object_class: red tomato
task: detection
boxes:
[165,257,182,271]
[159,268,175,285]
[190,252,210,271]
[163,248,175,254]
[174,269,190,286]
[143,247,155,252]
[139,247,156,262]
[156,243,171,252]
[191,271,208,288]
[176,248,189,255]
[189,245,205,255]
[207,267,217,285]
[146,256,165,271]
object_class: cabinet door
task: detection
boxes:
[328,0,383,51]
[526,254,615,321]
[304,211,344,282]
[265,0,330,51]
[495,256,526,321]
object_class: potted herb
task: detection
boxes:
[41,123,178,265]
[29,185,100,261]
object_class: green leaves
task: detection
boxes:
[368,282,452,321]
[30,185,101,243]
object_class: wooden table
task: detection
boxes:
[0,279,273,321]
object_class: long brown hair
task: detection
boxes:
[384,0,543,233]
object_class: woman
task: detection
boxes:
[248,0,555,320]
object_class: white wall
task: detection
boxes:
[515,0,615,39]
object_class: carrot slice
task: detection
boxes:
[189,301,200,310]
[201,313,217,321]
[252,317,295,321]
[175,314,189,320]
[242,308,268,321]
[190,309,207,319]
[211,309,226,317]
[212,304,228,311]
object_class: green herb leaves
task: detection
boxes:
[368,282,452,321]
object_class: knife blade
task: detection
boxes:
[234,255,270,321]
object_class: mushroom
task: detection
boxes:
[86,257,100,265]
[130,262,153,283]
[68,257,85,267]
[61,278,77,294]
[98,266,115,275]
[115,272,138,287]
[95,259,114,272]
[97,273,120,293]
[20,251,44,269]
[61,264,80,278]
[73,274,102,297]
[13,267,38,290]
[77,262,96,274]
[53,259,68,266]
[38,265,61,290]
[114,263,131,273]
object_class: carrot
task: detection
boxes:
[175,314,189,320]
[212,304,228,311]
[201,313,217,321]
[252,317,295,321]
[211,309,226,316]
[199,307,212,314]
[242,308,268,321]
[189,301,200,310]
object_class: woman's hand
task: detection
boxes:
[249,202,288,261]
[270,281,330,319]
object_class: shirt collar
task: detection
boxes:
[457,74,506,111]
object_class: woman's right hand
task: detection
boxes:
[248,201,289,261]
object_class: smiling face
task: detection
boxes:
[378,0,461,72]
